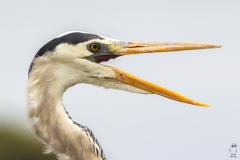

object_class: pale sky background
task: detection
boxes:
[1,0,240,160]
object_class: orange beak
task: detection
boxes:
[105,41,221,107]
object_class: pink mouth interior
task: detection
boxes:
[95,55,120,63]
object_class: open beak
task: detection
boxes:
[104,41,221,107]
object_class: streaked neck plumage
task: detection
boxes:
[27,55,106,160]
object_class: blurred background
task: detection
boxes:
[1,0,240,160]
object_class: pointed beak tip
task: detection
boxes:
[199,103,211,108]
[215,45,222,48]
[202,44,221,49]
[205,104,211,108]
[191,100,210,108]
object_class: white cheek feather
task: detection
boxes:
[77,59,116,78]
[52,52,150,95]
[85,77,151,94]
[55,43,92,59]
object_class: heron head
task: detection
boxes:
[29,31,221,107]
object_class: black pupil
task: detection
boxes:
[93,44,98,49]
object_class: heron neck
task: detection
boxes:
[27,69,94,160]
[28,71,71,149]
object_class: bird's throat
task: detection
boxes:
[27,67,104,160]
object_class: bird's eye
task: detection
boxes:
[89,43,100,52]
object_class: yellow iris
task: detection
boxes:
[90,43,100,52]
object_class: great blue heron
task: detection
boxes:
[27,31,220,160]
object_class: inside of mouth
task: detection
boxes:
[94,55,120,63]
